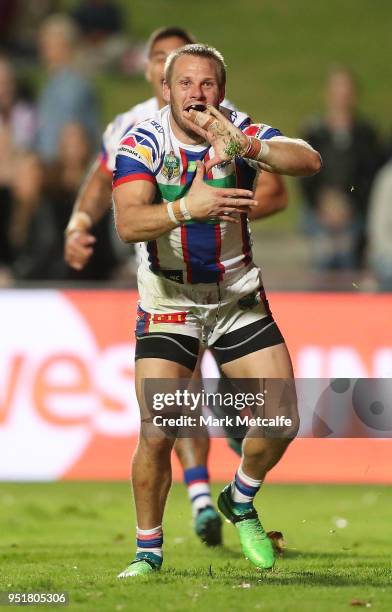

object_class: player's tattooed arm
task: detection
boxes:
[183,105,322,177]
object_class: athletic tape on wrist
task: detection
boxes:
[65,211,93,236]
[166,202,179,225]
[179,197,192,221]
[244,137,270,162]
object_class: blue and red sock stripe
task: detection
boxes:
[191,492,211,503]
[235,472,260,497]
[136,534,163,548]
[184,465,209,485]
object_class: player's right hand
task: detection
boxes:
[183,105,249,171]
[64,230,96,270]
[185,161,257,224]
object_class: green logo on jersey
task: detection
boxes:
[162,151,180,180]
[188,161,197,172]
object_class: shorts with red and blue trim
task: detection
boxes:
[135,264,285,371]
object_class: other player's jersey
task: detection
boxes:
[99,97,158,174]
[113,105,282,284]
[99,97,236,174]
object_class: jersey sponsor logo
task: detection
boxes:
[123,135,137,147]
[162,151,180,180]
[151,120,164,134]
[117,146,144,163]
[119,135,153,165]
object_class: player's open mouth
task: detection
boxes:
[185,104,207,112]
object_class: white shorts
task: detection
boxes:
[136,264,271,346]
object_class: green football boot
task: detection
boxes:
[117,552,162,578]
[218,485,275,569]
[194,505,223,546]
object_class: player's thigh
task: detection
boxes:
[136,357,194,444]
[220,343,298,436]
[135,357,194,406]
[219,342,293,379]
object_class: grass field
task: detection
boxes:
[1,482,391,611]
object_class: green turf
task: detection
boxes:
[1,482,391,610]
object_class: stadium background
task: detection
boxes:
[1,0,391,482]
[2,289,392,482]
[1,2,392,610]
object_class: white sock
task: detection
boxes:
[184,466,212,517]
[136,525,163,558]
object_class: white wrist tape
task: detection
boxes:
[167,202,179,225]
[258,140,270,161]
[179,197,192,221]
[65,211,93,235]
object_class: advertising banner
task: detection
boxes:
[1,290,391,482]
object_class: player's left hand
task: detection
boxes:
[183,104,249,171]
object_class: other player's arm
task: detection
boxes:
[64,157,112,271]
[249,172,288,220]
[113,161,257,243]
[183,105,322,177]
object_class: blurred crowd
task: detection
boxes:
[0,5,141,287]
[0,3,391,289]
[299,67,391,289]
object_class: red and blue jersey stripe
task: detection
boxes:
[181,222,225,283]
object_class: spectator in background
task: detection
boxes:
[9,153,52,281]
[0,1,56,61]
[0,55,38,284]
[46,122,118,281]
[367,160,392,291]
[71,0,142,75]
[299,66,383,270]
[37,14,100,163]
[11,121,117,282]
[0,1,18,54]
[72,0,123,45]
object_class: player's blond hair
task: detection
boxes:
[164,44,226,87]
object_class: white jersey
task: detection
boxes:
[99,97,236,174]
[113,105,283,285]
